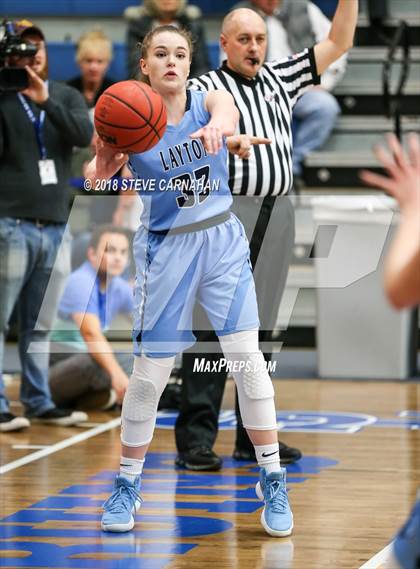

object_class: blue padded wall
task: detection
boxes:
[0,0,235,17]
[48,43,128,81]
[312,0,338,18]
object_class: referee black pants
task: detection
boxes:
[175,196,295,453]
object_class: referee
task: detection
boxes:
[175,3,356,470]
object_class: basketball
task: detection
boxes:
[94,80,167,153]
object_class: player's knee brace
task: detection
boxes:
[219,330,277,430]
[121,355,174,447]
[234,352,277,430]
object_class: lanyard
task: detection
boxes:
[97,287,107,329]
[17,93,46,160]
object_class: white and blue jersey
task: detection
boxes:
[128,90,232,232]
[130,88,259,357]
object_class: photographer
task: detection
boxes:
[0,20,93,432]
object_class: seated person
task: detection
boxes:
[49,225,134,410]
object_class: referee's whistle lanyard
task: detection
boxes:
[17,88,47,160]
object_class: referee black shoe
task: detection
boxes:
[27,407,88,427]
[175,446,222,471]
[233,440,302,465]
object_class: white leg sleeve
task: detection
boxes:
[121,354,175,447]
[219,330,277,431]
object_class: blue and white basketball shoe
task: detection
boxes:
[101,475,142,532]
[256,468,293,537]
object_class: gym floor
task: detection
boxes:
[0,370,418,569]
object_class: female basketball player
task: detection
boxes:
[361,133,420,569]
[86,25,291,538]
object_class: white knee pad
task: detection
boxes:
[241,351,275,400]
[121,355,174,447]
[219,330,277,431]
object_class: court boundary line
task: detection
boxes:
[359,542,394,568]
[0,417,121,475]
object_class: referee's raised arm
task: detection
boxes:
[314,0,358,76]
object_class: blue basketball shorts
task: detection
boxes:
[132,214,260,357]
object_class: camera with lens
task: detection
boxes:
[0,20,38,91]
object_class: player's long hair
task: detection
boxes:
[138,25,194,86]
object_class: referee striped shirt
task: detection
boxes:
[189,47,320,196]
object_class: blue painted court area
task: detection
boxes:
[156,409,420,433]
[0,453,337,568]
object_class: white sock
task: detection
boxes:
[255,442,281,475]
[119,456,144,483]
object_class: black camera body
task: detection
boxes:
[0,20,38,91]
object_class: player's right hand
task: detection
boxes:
[93,138,129,182]
[22,66,48,104]
[360,133,420,214]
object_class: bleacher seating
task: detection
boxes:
[0,0,236,17]
[5,0,419,192]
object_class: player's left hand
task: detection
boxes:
[22,66,49,104]
[227,135,272,159]
[190,123,231,155]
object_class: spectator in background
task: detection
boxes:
[68,29,115,117]
[67,28,114,188]
[0,20,92,432]
[49,225,134,410]
[361,135,419,569]
[67,29,115,190]
[124,0,210,79]
[233,0,346,186]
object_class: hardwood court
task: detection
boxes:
[0,376,419,569]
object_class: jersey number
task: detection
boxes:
[175,166,211,209]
